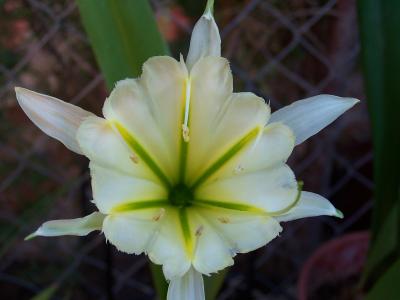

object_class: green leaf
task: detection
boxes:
[76,0,169,89]
[204,268,228,300]
[150,264,168,300]
[366,258,400,300]
[30,284,58,300]
[357,0,400,289]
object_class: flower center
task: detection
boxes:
[169,184,194,207]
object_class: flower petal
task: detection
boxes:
[148,208,191,279]
[141,56,188,177]
[189,209,234,275]
[167,267,205,300]
[197,207,282,254]
[209,122,295,181]
[275,191,343,222]
[186,4,220,70]
[269,95,359,145]
[102,209,164,254]
[90,163,167,214]
[187,60,270,183]
[103,63,186,182]
[15,87,94,154]
[26,212,104,240]
[196,164,298,213]
[77,116,156,181]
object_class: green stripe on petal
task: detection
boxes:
[269,181,303,216]
[193,199,266,214]
[113,121,171,188]
[112,200,169,213]
[178,208,193,257]
[191,127,260,189]
[194,181,303,216]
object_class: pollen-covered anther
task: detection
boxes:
[195,225,204,237]
[217,216,230,224]
[182,124,190,142]
[152,208,165,222]
[129,153,139,164]
[234,164,244,174]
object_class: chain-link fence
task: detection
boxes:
[0,0,372,299]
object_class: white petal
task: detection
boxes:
[167,267,205,300]
[103,66,186,182]
[15,87,94,154]
[141,56,188,177]
[102,209,164,254]
[186,5,221,70]
[147,208,191,279]
[77,116,156,181]
[269,95,359,145]
[187,59,270,183]
[90,163,167,214]
[209,122,295,180]
[196,164,298,213]
[189,209,234,275]
[275,191,342,222]
[197,207,282,254]
[26,212,104,240]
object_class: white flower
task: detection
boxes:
[15,2,358,300]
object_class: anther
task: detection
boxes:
[152,208,165,222]
[195,225,204,237]
[182,77,191,143]
[217,216,230,224]
[234,164,244,174]
[182,124,190,142]
[130,153,139,164]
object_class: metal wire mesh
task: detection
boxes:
[0,0,372,299]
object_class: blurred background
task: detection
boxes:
[0,0,390,299]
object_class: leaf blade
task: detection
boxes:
[76,0,169,88]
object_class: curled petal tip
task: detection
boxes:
[335,209,344,219]
[350,98,360,106]
[205,0,215,15]
[24,232,37,241]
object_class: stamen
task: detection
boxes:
[191,224,204,258]
[195,225,204,237]
[130,153,139,164]
[182,124,190,142]
[182,77,192,142]
[217,216,230,224]
[152,208,165,222]
[233,164,244,174]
